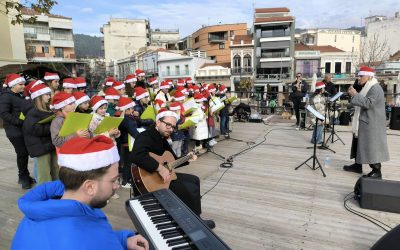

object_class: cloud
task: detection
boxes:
[80,7,93,13]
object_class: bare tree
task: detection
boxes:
[1,0,57,25]
[360,33,391,67]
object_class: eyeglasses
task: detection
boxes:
[161,120,178,131]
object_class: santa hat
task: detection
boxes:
[154,99,166,110]
[194,93,206,102]
[148,77,158,85]
[75,77,87,88]
[90,96,108,112]
[116,97,135,111]
[173,91,185,101]
[135,87,149,100]
[156,108,179,121]
[176,86,188,95]
[30,84,51,100]
[208,84,216,93]
[177,79,185,86]
[24,80,43,98]
[169,102,181,111]
[202,90,211,100]
[159,81,170,90]
[58,135,120,171]
[315,82,326,90]
[50,92,76,110]
[135,69,145,77]
[4,74,25,88]
[358,66,375,76]
[72,92,90,106]
[218,85,227,93]
[44,72,60,81]
[125,74,137,83]
[104,87,120,100]
[104,76,116,86]
[166,79,173,85]
[62,78,77,89]
[112,81,125,90]
[192,85,200,93]
[185,77,193,84]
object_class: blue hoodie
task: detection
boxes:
[12,180,134,250]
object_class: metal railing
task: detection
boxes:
[231,67,253,75]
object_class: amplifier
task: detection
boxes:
[354,177,400,213]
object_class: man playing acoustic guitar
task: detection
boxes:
[131,108,216,229]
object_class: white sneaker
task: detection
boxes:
[121,183,132,189]
[209,139,218,146]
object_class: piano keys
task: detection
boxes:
[126,189,231,250]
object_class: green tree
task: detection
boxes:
[239,77,252,98]
[2,0,57,25]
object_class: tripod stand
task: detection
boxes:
[325,100,345,146]
[295,116,326,177]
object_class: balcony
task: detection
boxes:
[208,37,226,43]
[261,52,290,58]
[255,73,290,81]
[231,67,253,75]
[161,71,191,77]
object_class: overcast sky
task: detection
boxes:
[52,0,400,37]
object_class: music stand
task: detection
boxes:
[318,101,336,153]
[325,92,345,146]
[295,105,326,177]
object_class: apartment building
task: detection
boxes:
[151,28,180,50]
[21,8,76,63]
[230,34,254,91]
[191,23,248,65]
[253,7,295,90]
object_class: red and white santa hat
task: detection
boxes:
[112,81,125,90]
[192,85,200,93]
[185,77,193,84]
[173,91,185,101]
[135,87,149,100]
[116,97,135,111]
[358,66,375,76]
[50,92,76,110]
[58,135,120,171]
[135,69,145,77]
[194,93,206,102]
[30,84,51,100]
[159,81,170,90]
[156,108,179,121]
[62,78,77,89]
[315,82,326,90]
[4,74,25,88]
[202,90,211,100]
[72,92,90,106]
[218,85,227,93]
[148,77,158,86]
[104,87,120,100]
[89,96,108,112]
[75,77,87,88]
[169,102,181,111]
[44,72,60,81]
[154,99,166,110]
[125,74,137,83]
[177,79,185,86]
[176,86,188,95]
[166,79,173,86]
[24,80,43,98]
[104,76,116,86]
[208,84,216,93]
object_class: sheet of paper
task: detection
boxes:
[306,105,325,121]
[329,92,344,102]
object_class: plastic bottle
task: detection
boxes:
[324,155,331,168]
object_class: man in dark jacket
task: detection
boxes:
[290,73,308,127]
[131,110,216,229]
[0,74,34,189]
[322,73,337,97]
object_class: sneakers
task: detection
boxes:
[208,139,218,147]
[121,181,132,189]
[343,163,362,174]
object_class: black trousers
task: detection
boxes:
[170,173,202,216]
[293,99,301,125]
[121,145,133,182]
[8,136,30,178]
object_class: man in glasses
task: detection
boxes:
[131,109,216,229]
[290,73,309,129]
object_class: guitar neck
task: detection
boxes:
[170,154,192,169]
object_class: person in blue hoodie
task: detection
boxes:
[12,135,149,250]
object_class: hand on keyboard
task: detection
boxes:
[127,234,149,250]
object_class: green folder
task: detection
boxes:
[19,112,25,121]
[140,106,157,121]
[94,116,123,134]
[227,96,238,104]
[183,98,198,115]
[58,112,93,137]
[178,119,196,130]
[38,114,55,124]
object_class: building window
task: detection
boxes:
[325,62,331,73]
[194,36,199,43]
[233,55,241,68]
[219,43,225,49]
[334,35,337,42]
[352,35,355,43]
[167,66,170,76]
[345,62,352,74]
[42,46,49,53]
[243,54,251,69]
[175,65,180,75]
[230,30,234,38]
[185,65,189,75]
[335,62,342,74]
[55,47,64,58]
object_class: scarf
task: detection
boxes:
[352,77,378,137]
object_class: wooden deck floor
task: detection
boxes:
[1,117,400,249]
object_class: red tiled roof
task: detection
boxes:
[232,35,253,45]
[295,44,345,53]
[21,7,71,19]
[254,16,294,23]
[255,8,290,13]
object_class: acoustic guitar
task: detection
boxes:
[131,151,194,194]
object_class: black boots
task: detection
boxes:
[343,163,362,174]
[364,163,382,179]
[18,176,35,189]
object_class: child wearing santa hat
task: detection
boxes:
[169,103,185,157]
[88,96,120,140]
[61,78,77,94]
[43,72,60,97]
[72,92,91,114]
[133,87,154,129]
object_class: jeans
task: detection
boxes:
[311,125,324,144]
[219,115,229,135]
[171,140,183,157]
